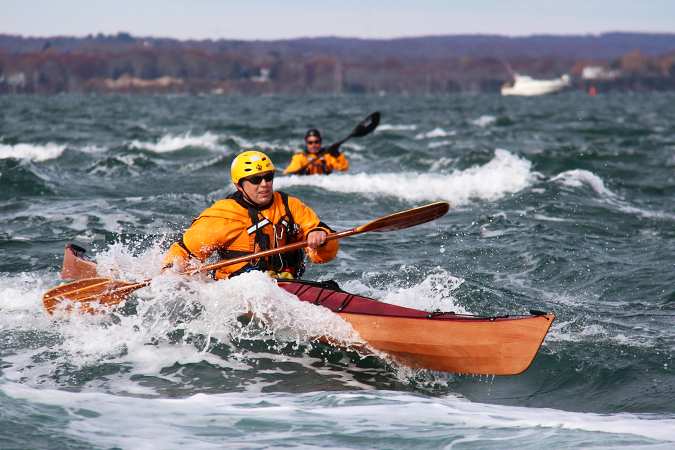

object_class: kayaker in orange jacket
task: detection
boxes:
[283,129,349,175]
[163,150,338,279]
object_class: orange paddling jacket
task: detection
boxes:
[283,151,349,175]
[163,191,338,279]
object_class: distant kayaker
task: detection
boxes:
[162,150,338,279]
[283,128,349,175]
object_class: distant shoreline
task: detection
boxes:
[2,32,674,94]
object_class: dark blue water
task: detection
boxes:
[1,93,674,448]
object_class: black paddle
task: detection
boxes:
[323,111,380,155]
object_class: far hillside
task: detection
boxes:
[1,32,674,94]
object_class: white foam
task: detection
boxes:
[340,268,466,314]
[129,132,220,153]
[93,241,167,280]
[613,203,675,221]
[415,128,456,139]
[376,124,418,132]
[472,115,497,127]
[0,272,53,317]
[0,250,364,389]
[159,271,362,347]
[428,140,452,149]
[276,149,534,205]
[0,142,66,161]
[532,214,571,222]
[2,384,674,448]
[550,169,615,197]
[379,270,466,313]
[426,155,456,171]
[226,135,299,153]
[551,170,675,220]
[546,318,655,348]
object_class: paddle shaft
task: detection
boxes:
[186,228,356,276]
[43,201,449,312]
[83,228,361,301]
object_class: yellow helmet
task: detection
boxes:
[230,150,275,184]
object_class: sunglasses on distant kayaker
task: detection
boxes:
[306,139,321,145]
[243,172,274,185]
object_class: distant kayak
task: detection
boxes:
[56,244,555,376]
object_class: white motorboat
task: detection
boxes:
[501,74,571,96]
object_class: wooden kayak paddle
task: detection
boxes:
[43,201,449,315]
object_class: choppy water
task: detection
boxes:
[1,93,674,449]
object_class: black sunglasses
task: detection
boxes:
[243,172,274,185]
[306,139,321,145]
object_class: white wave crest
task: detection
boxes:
[276,149,534,205]
[348,268,467,314]
[3,385,675,448]
[376,124,418,132]
[226,135,299,153]
[129,132,220,153]
[472,115,497,127]
[550,169,615,196]
[428,140,452,149]
[0,142,66,161]
[0,267,363,382]
[415,128,456,139]
[550,169,675,220]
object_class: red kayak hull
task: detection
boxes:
[279,280,554,375]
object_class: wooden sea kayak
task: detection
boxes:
[58,244,555,375]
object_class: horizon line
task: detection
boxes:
[4,30,675,43]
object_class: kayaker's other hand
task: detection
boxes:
[307,230,327,249]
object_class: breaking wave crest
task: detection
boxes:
[276,149,534,205]
[0,142,66,161]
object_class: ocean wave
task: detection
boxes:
[472,115,497,127]
[129,132,220,153]
[0,143,66,161]
[225,134,299,153]
[276,149,535,205]
[376,124,418,132]
[550,169,615,197]
[551,169,675,220]
[428,140,453,149]
[2,385,674,448]
[414,127,456,139]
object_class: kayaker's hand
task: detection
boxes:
[307,230,327,249]
[325,143,341,157]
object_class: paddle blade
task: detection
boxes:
[42,277,138,315]
[351,111,380,138]
[356,202,449,233]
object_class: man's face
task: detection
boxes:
[238,171,274,206]
[305,137,321,154]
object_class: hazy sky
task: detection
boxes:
[3,0,674,40]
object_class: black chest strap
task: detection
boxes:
[220,191,304,276]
